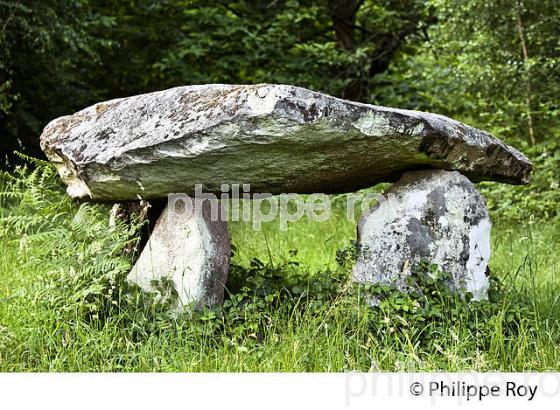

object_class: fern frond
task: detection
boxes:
[13,152,55,169]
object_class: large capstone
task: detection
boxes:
[353,170,491,300]
[40,84,531,201]
[128,197,231,309]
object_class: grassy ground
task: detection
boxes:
[1,165,559,371]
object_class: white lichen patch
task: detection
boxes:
[353,111,392,137]
[465,217,491,300]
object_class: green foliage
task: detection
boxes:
[3,160,557,371]
[365,266,535,350]
[373,0,560,147]
[2,0,558,161]
[146,0,433,101]
[166,251,536,356]
[1,0,435,158]
[335,243,536,352]
[0,158,140,321]
[0,0,108,157]
[1,0,559,372]
[481,142,560,220]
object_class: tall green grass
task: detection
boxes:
[1,161,559,371]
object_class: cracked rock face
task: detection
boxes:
[353,170,491,300]
[128,198,231,310]
[40,84,531,201]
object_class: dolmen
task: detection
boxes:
[40,84,532,310]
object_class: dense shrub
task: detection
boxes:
[481,142,560,221]
[0,157,143,321]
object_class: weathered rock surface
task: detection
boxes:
[128,197,231,309]
[353,170,491,300]
[40,84,531,200]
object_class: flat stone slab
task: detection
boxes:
[40,84,531,200]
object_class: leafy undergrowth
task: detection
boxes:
[481,142,560,221]
[0,159,559,371]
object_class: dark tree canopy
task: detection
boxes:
[1,0,558,159]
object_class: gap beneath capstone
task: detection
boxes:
[126,170,491,311]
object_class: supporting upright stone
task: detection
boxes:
[353,170,491,300]
[128,197,231,310]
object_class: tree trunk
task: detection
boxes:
[327,0,433,103]
[328,0,366,101]
[514,0,536,146]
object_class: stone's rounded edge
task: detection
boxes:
[475,140,533,185]
[40,115,93,199]
[501,142,533,184]
[127,199,231,312]
[43,147,92,199]
[353,169,491,301]
[416,119,532,186]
